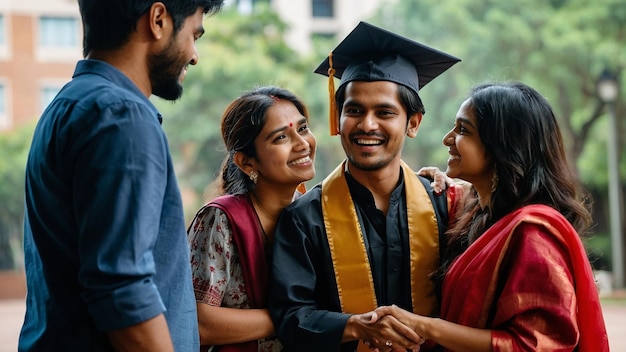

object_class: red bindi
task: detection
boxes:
[289,122,293,127]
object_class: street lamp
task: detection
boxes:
[597,69,624,289]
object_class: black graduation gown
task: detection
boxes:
[268,172,419,352]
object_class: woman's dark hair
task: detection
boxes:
[214,86,309,196]
[435,82,592,289]
[78,0,224,58]
[334,82,425,118]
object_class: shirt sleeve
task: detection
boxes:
[490,223,579,351]
[72,100,168,331]
[269,199,353,352]
[188,206,237,306]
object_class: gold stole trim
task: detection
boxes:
[321,160,440,316]
[322,161,377,313]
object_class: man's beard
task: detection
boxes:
[149,38,186,101]
[347,154,393,171]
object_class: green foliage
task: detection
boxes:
[585,232,612,270]
[1,0,624,267]
[369,0,624,262]
[154,0,624,222]
[369,0,625,186]
[154,6,340,216]
[0,123,33,269]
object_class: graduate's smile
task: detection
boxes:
[354,137,384,146]
[352,132,386,151]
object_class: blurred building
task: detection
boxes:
[234,0,392,53]
[0,0,388,131]
[0,0,81,131]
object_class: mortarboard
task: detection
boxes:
[315,21,461,135]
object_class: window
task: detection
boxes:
[41,85,62,113]
[0,15,5,46]
[312,0,334,18]
[37,16,81,61]
[0,15,8,59]
[236,0,269,14]
[39,17,79,48]
[0,83,8,129]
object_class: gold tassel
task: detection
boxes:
[327,52,339,136]
[296,182,307,195]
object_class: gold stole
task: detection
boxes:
[321,160,439,351]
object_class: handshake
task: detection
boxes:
[348,305,429,352]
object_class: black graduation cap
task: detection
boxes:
[315,21,461,135]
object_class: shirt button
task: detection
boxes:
[393,267,398,272]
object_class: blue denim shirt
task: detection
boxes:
[19,60,199,351]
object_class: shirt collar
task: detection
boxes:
[73,59,162,124]
[344,166,405,206]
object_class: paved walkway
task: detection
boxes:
[1,298,625,351]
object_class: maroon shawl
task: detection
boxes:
[207,194,269,352]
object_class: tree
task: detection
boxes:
[153,5,338,218]
[0,123,33,270]
[369,0,625,264]
[152,0,625,227]
[370,0,625,187]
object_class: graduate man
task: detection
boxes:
[268,22,463,352]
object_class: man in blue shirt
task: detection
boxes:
[19,1,224,351]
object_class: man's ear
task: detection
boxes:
[233,151,256,175]
[407,112,423,138]
[148,2,171,40]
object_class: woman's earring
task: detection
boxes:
[490,166,498,194]
[249,170,258,184]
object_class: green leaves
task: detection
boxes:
[0,123,33,269]
[369,0,624,187]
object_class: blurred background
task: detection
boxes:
[0,0,624,349]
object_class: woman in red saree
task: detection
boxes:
[187,86,316,351]
[373,82,609,351]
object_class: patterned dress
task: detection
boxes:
[189,206,282,352]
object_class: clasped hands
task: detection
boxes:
[355,305,427,352]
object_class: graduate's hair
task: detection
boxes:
[209,86,309,197]
[436,82,592,287]
[78,0,224,58]
[335,82,426,120]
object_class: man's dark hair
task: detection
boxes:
[78,0,224,58]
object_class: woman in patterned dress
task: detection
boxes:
[187,86,317,352]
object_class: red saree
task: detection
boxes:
[205,194,269,352]
[441,204,609,351]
